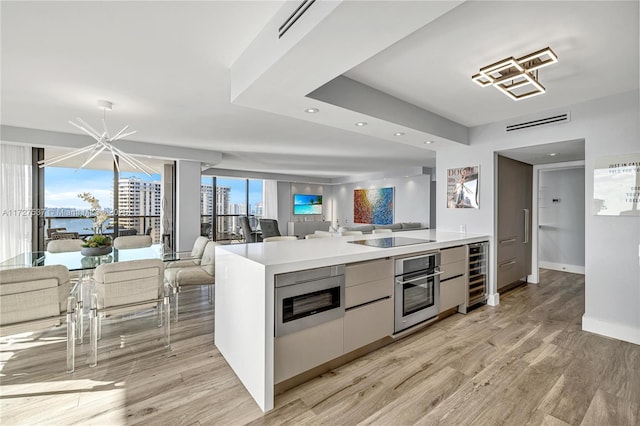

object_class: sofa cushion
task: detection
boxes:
[343,225,374,233]
[401,222,423,229]
[373,223,402,230]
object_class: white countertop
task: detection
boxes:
[216,229,490,273]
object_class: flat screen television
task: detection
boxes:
[293,194,323,215]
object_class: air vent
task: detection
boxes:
[506,112,570,132]
[278,0,316,39]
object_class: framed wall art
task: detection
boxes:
[593,154,640,216]
[354,187,394,224]
[447,166,479,209]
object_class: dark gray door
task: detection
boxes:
[497,155,532,290]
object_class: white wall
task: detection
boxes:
[333,175,431,228]
[175,160,201,251]
[277,182,330,235]
[538,167,585,273]
[436,90,640,345]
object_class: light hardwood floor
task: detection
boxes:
[1,269,638,425]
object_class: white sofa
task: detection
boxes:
[340,222,428,234]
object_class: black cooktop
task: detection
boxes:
[349,236,435,248]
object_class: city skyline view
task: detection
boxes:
[45,167,161,210]
[45,167,263,218]
[44,167,262,210]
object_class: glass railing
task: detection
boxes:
[44,215,162,244]
[201,214,261,242]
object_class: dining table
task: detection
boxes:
[0,244,192,271]
[0,244,195,346]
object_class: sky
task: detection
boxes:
[201,176,263,205]
[44,167,261,209]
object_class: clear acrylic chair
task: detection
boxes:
[0,265,78,372]
[88,259,169,367]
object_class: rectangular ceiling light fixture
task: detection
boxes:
[472,47,557,100]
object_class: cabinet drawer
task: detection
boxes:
[345,258,393,287]
[439,275,466,313]
[441,246,466,265]
[345,278,392,308]
[344,298,393,353]
[441,259,465,281]
[274,318,343,384]
[497,258,525,290]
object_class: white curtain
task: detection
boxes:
[0,143,32,262]
[262,179,278,220]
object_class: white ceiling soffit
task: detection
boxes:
[202,165,431,186]
[43,147,171,173]
[307,76,468,145]
[497,139,585,166]
[230,0,467,148]
[1,125,224,166]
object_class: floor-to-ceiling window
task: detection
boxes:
[200,176,263,241]
[40,148,171,248]
[44,166,115,241]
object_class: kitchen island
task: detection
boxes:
[214,229,490,412]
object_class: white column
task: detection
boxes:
[175,160,201,251]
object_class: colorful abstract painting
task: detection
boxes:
[354,187,394,224]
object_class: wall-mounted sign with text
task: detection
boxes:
[593,153,640,216]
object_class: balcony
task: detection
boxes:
[44,215,162,243]
[201,214,260,242]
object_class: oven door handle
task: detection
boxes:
[396,270,442,285]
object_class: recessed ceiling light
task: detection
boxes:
[394,132,405,136]
[304,108,319,113]
[549,152,557,156]
[355,122,367,127]
[425,141,434,144]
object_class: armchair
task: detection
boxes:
[89,259,169,367]
[259,219,281,238]
[47,239,84,253]
[51,231,80,240]
[0,265,77,372]
[164,241,217,321]
[46,227,67,238]
[240,216,262,243]
[113,235,152,249]
[165,236,209,269]
[263,236,297,242]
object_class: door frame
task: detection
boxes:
[529,160,585,284]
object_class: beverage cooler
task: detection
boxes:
[463,242,489,312]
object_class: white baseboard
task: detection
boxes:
[582,314,640,345]
[486,292,499,306]
[539,261,585,275]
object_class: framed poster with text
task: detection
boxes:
[593,154,640,216]
[447,166,479,209]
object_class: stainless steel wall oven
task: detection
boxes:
[394,252,441,333]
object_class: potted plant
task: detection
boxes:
[78,192,109,235]
[81,234,113,257]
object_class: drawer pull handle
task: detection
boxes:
[500,238,517,244]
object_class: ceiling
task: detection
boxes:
[497,139,585,166]
[345,1,639,128]
[1,1,637,178]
